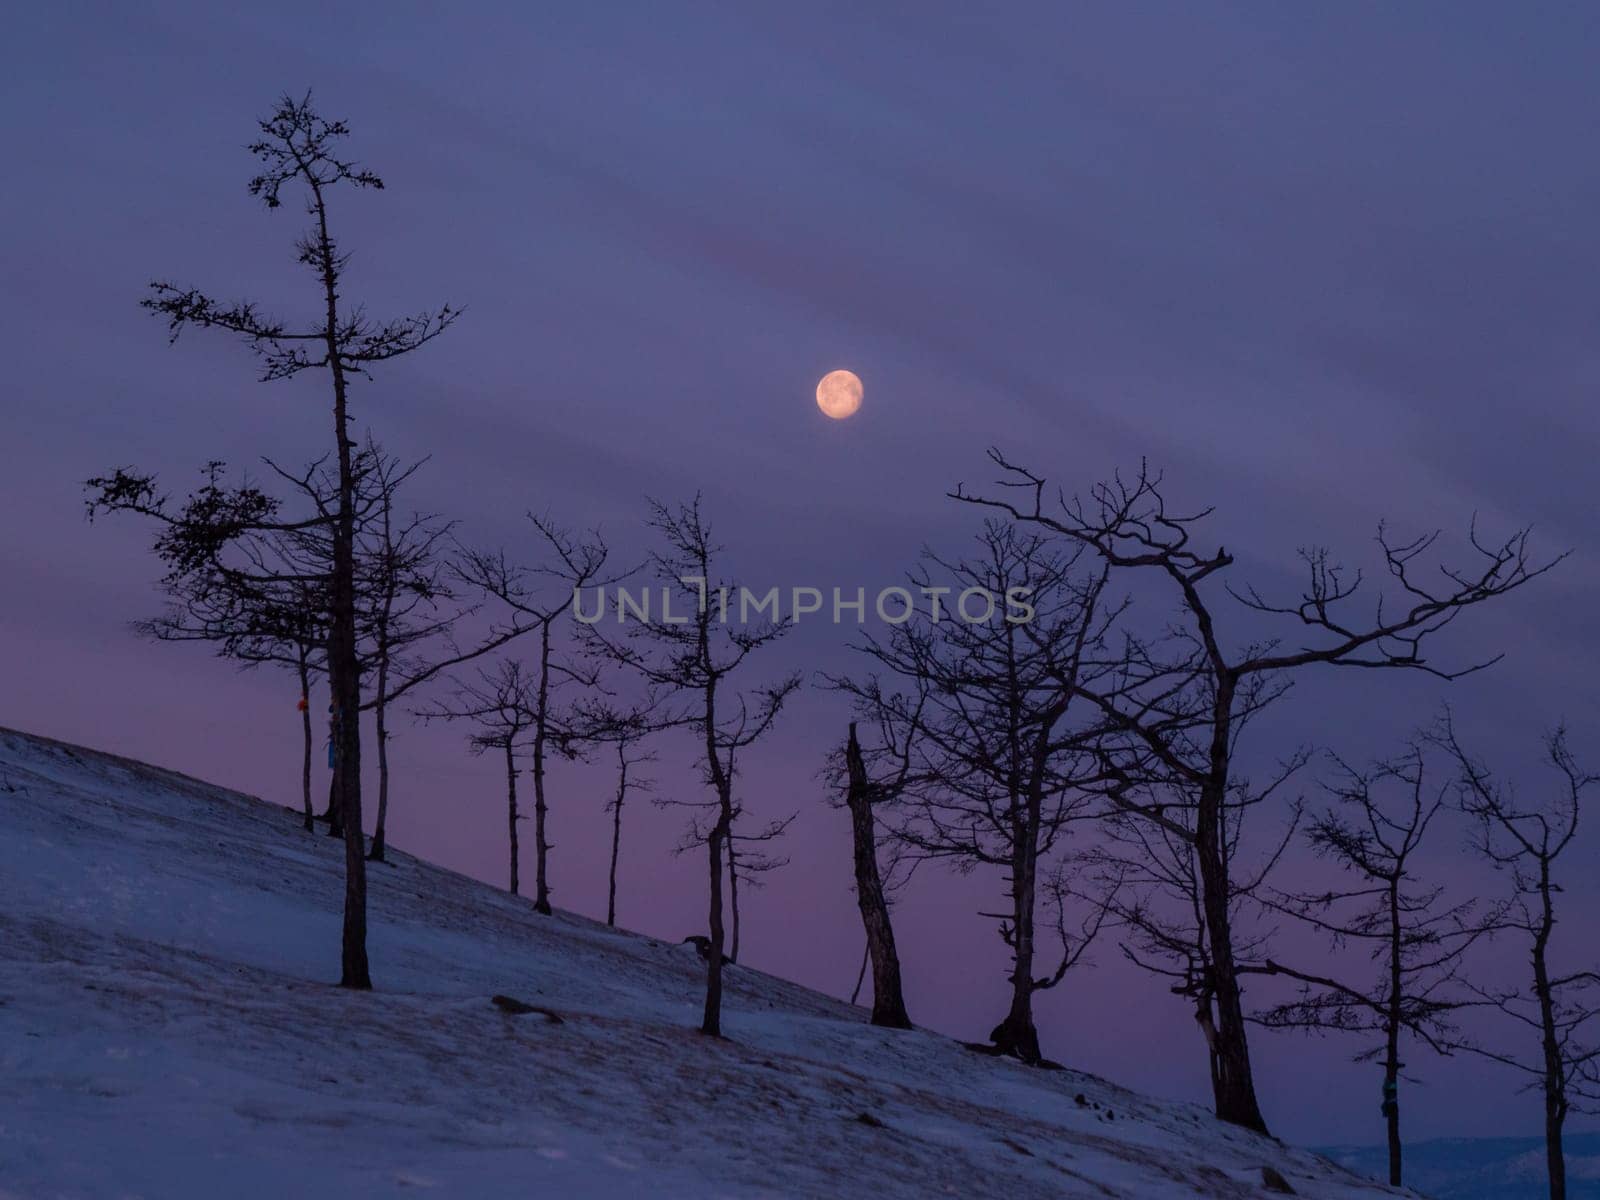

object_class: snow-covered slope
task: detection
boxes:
[0,726,1410,1199]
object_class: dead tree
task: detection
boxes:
[1437,719,1600,1200]
[92,95,458,989]
[418,661,537,894]
[834,523,1120,1064]
[1253,745,1493,1188]
[594,497,800,1037]
[954,452,1561,1130]
[841,721,914,1029]
[457,516,622,914]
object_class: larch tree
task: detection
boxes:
[568,695,665,928]
[834,522,1121,1064]
[1438,718,1600,1200]
[955,452,1559,1131]
[595,497,800,1038]
[134,545,327,831]
[602,719,655,928]
[1253,744,1494,1188]
[419,660,538,894]
[457,515,622,915]
[94,95,459,989]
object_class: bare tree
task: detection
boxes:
[90,95,459,989]
[604,722,655,928]
[594,497,800,1037]
[457,516,623,914]
[835,523,1119,1064]
[571,697,663,928]
[1436,719,1600,1200]
[839,721,914,1029]
[351,449,471,864]
[1253,745,1493,1187]
[954,452,1560,1130]
[419,661,537,894]
[1086,763,1300,1104]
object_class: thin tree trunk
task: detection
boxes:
[320,689,341,833]
[1384,879,1403,1187]
[851,940,870,1005]
[844,724,912,1029]
[297,652,313,833]
[727,834,741,964]
[607,744,625,927]
[313,178,370,991]
[506,740,520,895]
[368,688,390,863]
[702,808,727,1037]
[324,694,344,840]
[1536,864,1566,1200]
[531,621,553,915]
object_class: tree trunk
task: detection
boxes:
[727,835,741,964]
[316,182,370,991]
[1384,879,1403,1186]
[297,653,313,833]
[531,621,553,915]
[606,746,625,927]
[843,724,912,1029]
[702,808,727,1037]
[1546,1090,1567,1200]
[851,940,870,1005]
[1194,679,1267,1133]
[1536,866,1566,1200]
[1196,793,1268,1131]
[1383,1054,1401,1187]
[991,819,1042,1061]
[368,687,390,863]
[323,696,344,840]
[506,740,520,895]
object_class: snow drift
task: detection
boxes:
[0,726,1408,1198]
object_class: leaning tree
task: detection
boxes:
[954,453,1559,1131]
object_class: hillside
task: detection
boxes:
[0,726,1410,1199]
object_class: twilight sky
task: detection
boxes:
[5,2,1599,1145]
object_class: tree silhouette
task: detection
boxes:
[90,94,459,987]
[954,452,1559,1131]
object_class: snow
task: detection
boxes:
[0,726,1412,1198]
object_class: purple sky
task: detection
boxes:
[6,2,1600,1145]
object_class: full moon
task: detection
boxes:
[815,369,863,420]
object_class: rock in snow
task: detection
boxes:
[0,726,1406,1198]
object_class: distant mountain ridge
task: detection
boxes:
[1316,1132,1600,1200]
